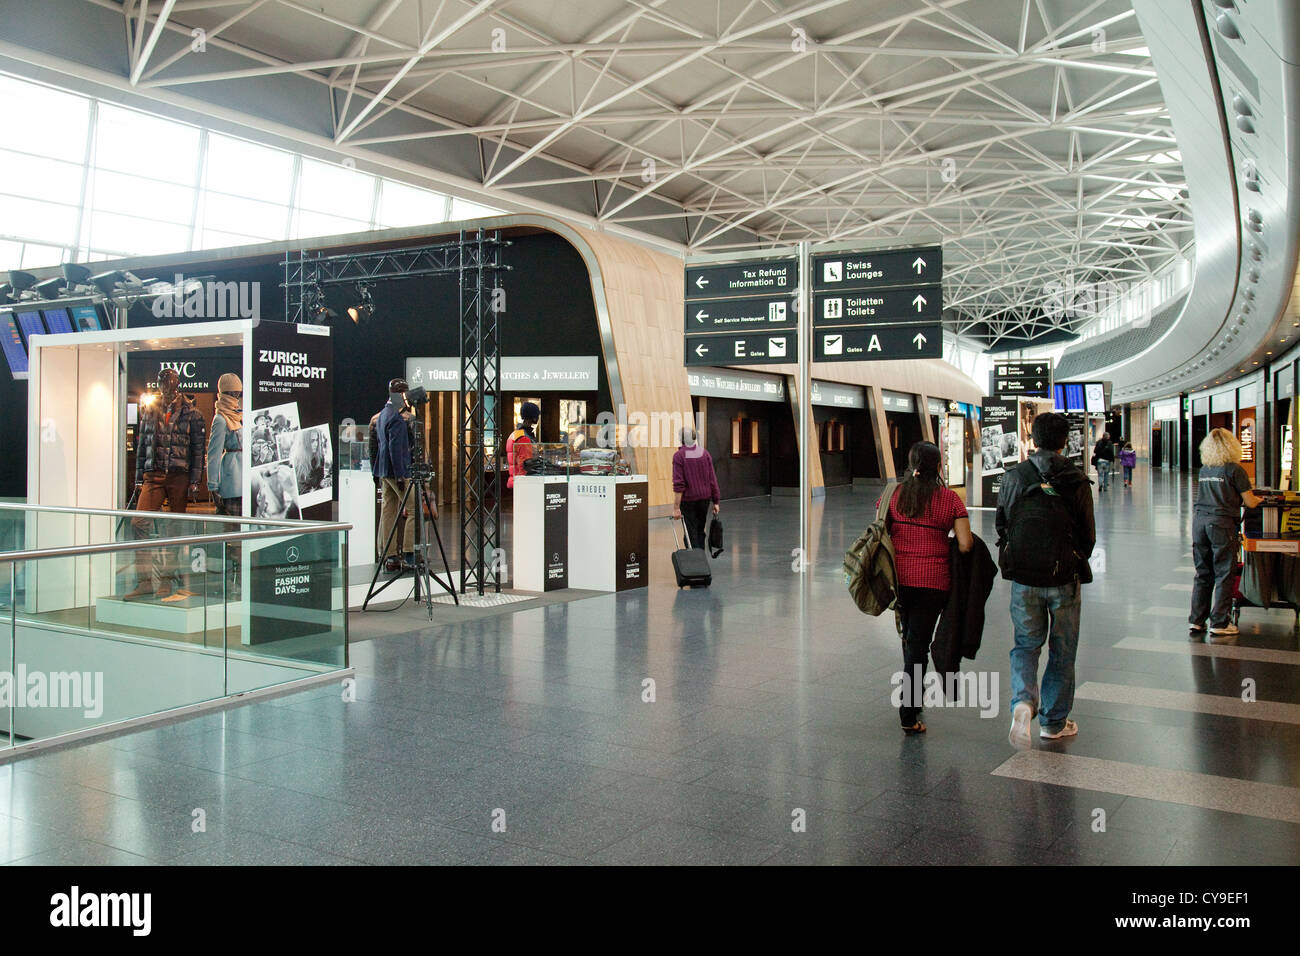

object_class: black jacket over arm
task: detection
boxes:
[931,533,997,677]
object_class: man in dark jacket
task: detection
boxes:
[127,367,206,599]
[373,377,416,572]
[997,412,1096,748]
[1092,432,1116,492]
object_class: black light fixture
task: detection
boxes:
[347,282,375,323]
[8,270,37,298]
[89,270,126,295]
[305,283,335,323]
[0,282,12,303]
[33,276,66,299]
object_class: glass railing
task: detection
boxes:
[0,502,351,755]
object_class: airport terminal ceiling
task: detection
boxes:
[0,0,1295,396]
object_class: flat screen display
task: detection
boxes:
[70,304,105,332]
[1084,382,1107,415]
[41,307,74,334]
[1053,383,1066,412]
[1063,383,1086,413]
[15,310,46,347]
[1,310,29,377]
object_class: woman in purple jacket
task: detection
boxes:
[672,426,720,550]
[1120,442,1137,488]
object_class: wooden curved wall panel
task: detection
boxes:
[578,230,692,508]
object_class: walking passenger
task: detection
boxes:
[1189,428,1262,639]
[1120,442,1137,488]
[672,426,720,551]
[886,441,973,735]
[1092,432,1116,492]
[998,413,1096,748]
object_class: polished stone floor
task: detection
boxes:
[2,470,1298,865]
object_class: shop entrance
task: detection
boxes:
[886,409,924,477]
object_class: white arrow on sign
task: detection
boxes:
[912,294,927,312]
[913,331,927,349]
[1036,381,1042,388]
[695,275,708,289]
[912,257,926,274]
[694,342,709,357]
[1035,365,1043,373]
[695,310,707,323]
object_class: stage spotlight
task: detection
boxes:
[305,284,335,322]
[347,282,374,323]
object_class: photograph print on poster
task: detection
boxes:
[980,424,1004,476]
[251,402,300,467]
[252,461,302,520]
[291,424,333,509]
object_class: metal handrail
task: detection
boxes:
[0,500,334,528]
[0,522,352,564]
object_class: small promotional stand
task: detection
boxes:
[567,475,649,591]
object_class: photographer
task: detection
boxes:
[372,377,417,572]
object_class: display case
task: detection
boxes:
[564,423,630,475]
[339,421,371,472]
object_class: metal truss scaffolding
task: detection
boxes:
[281,230,510,595]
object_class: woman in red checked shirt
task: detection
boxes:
[886,441,973,735]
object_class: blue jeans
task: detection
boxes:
[1097,459,1112,490]
[1122,465,1133,485]
[1009,581,1082,733]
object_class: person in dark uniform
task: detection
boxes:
[1190,428,1262,639]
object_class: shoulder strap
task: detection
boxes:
[877,481,897,524]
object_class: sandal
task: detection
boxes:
[902,722,927,736]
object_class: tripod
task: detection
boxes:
[362,469,458,617]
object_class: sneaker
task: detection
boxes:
[1188,621,1206,633]
[1209,623,1239,637]
[1041,719,1078,740]
[1008,701,1033,749]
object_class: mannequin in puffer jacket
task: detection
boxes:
[126,367,206,600]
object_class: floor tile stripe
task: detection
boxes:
[1141,606,1189,618]
[1075,681,1300,724]
[1114,636,1300,665]
[1160,583,1193,592]
[991,751,1300,824]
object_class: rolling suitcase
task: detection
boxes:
[672,518,712,588]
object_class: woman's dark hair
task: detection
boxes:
[896,441,943,518]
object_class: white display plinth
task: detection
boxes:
[513,475,569,592]
[339,470,377,564]
[567,475,649,592]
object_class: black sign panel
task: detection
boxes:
[686,330,793,366]
[249,533,334,645]
[993,359,1052,398]
[812,246,942,291]
[685,258,798,300]
[814,324,941,361]
[543,484,568,591]
[128,350,240,395]
[250,322,334,522]
[813,285,941,326]
[980,397,1019,502]
[616,481,648,591]
[685,296,797,333]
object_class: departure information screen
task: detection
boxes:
[41,307,74,334]
[1,310,29,376]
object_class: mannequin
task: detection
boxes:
[207,372,244,516]
[126,367,206,601]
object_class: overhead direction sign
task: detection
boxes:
[685,258,798,300]
[815,324,942,362]
[812,245,942,291]
[685,296,797,333]
[814,285,941,326]
[993,358,1053,398]
[686,330,794,366]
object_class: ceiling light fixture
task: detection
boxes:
[1215,13,1241,39]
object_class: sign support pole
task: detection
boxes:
[798,240,811,573]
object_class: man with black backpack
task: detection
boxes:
[996,412,1096,748]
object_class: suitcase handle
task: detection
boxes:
[673,515,693,550]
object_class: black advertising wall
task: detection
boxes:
[250,321,334,522]
[980,397,1019,501]
[0,232,606,499]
